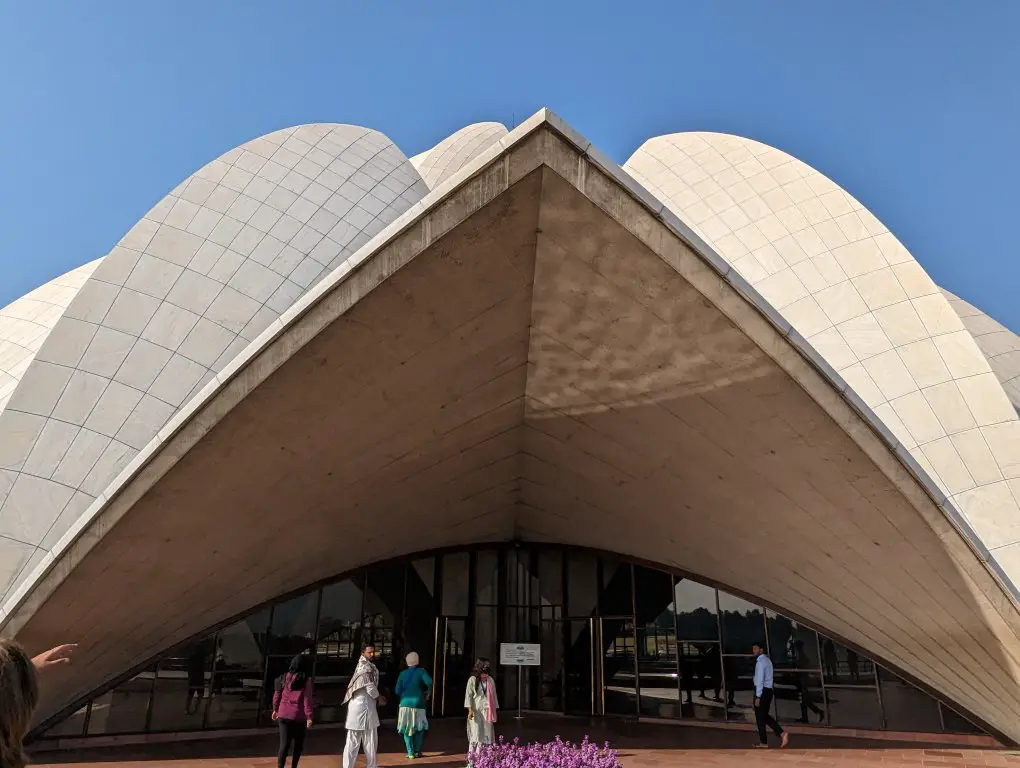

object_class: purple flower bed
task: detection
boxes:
[470,736,622,768]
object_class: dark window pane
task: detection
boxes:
[538,549,563,609]
[216,609,270,675]
[312,655,357,724]
[269,591,318,656]
[405,559,437,675]
[567,551,598,618]
[476,550,499,605]
[506,548,535,607]
[474,606,498,668]
[150,636,216,732]
[538,621,563,712]
[88,670,153,734]
[638,631,679,717]
[411,558,435,598]
[39,705,88,738]
[442,552,470,615]
[718,591,764,655]
[674,579,719,642]
[634,567,673,626]
[820,636,875,686]
[940,703,983,734]
[878,668,942,732]
[826,686,882,729]
[722,656,757,722]
[318,579,364,661]
[205,671,262,729]
[773,671,825,725]
[766,611,819,670]
[364,564,401,710]
[599,557,632,616]
[680,643,725,720]
[365,562,403,632]
[602,618,637,716]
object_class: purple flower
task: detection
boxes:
[469,735,622,768]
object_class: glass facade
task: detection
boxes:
[34,544,984,740]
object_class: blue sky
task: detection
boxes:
[1,1,1018,330]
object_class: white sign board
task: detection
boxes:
[499,642,541,667]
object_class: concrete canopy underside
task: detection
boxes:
[10,125,1020,743]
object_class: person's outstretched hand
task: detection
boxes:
[32,644,77,671]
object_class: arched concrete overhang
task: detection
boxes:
[4,111,1020,743]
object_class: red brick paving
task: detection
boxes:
[31,718,1020,768]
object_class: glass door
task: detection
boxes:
[431,617,469,717]
[565,618,597,715]
[600,617,638,716]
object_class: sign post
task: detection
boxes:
[499,643,541,721]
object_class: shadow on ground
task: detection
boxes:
[32,718,1014,767]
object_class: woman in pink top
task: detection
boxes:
[272,654,315,768]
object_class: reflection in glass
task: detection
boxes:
[88,670,153,734]
[29,544,991,741]
[269,592,318,656]
[149,637,215,732]
[674,579,718,641]
[217,610,271,675]
[437,619,469,716]
[820,636,875,686]
[567,551,598,618]
[42,705,88,738]
[405,558,438,676]
[766,611,818,670]
[204,670,262,728]
[539,621,564,712]
[442,552,470,615]
[476,550,499,605]
[538,549,563,612]
[601,618,637,715]
[411,558,435,598]
[506,548,537,608]
[826,686,882,729]
[773,671,825,725]
[718,592,765,655]
[313,655,356,724]
[941,703,982,734]
[722,656,757,722]
[599,558,633,617]
[635,568,679,718]
[877,668,942,732]
[319,579,363,658]
[474,606,498,667]
[565,619,595,715]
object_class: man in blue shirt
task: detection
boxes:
[752,641,788,748]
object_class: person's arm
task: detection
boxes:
[366,680,380,699]
[753,658,764,698]
[304,679,315,723]
[32,644,77,671]
[395,671,407,697]
[272,683,282,715]
[464,676,475,717]
[422,669,433,698]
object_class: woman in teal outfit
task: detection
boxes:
[395,651,433,759]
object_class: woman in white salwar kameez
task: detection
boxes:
[464,658,498,763]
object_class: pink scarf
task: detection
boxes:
[479,674,497,723]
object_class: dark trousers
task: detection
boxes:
[754,688,783,744]
[278,718,307,768]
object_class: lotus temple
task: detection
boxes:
[1,109,1019,746]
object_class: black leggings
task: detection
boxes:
[278,719,307,768]
[755,688,784,744]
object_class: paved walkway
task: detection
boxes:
[32,719,1020,768]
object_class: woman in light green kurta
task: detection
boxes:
[464,657,498,760]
